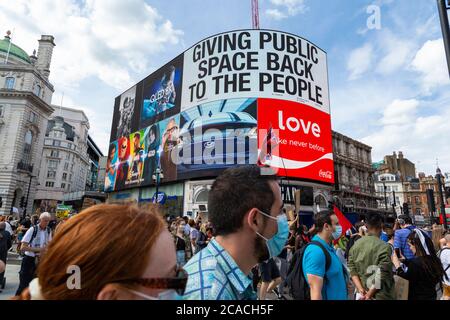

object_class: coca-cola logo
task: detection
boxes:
[319,170,332,179]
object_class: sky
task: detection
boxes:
[0,0,449,176]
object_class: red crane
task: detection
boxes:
[252,0,260,29]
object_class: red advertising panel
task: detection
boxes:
[257,98,334,184]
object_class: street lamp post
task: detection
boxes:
[392,190,397,216]
[23,174,35,219]
[152,167,164,204]
[381,177,388,211]
[436,168,448,230]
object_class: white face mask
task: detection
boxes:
[128,289,182,300]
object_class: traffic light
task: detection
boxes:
[403,202,409,216]
[426,189,436,213]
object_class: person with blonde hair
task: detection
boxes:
[13,204,187,300]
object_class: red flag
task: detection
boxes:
[333,205,352,238]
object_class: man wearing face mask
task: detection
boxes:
[183,165,287,300]
[302,211,348,300]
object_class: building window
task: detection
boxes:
[62,173,67,180]
[50,150,59,158]
[69,174,72,181]
[0,105,4,118]
[48,160,58,169]
[22,130,33,165]
[5,77,15,89]
[28,111,38,124]
[45,181,54,187]
[47,170,56,179]
[61,183,66,189]
[415,196,420,204]
[53,140,60,147]
[64,162,69,170]
[34,84,41,97]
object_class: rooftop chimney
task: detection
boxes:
[36,35,55,79]
[398,151,404,159]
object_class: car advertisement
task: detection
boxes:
[176,98,257,180]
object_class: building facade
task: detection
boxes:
[0,32,55,217]
[34,106,91,213]
[403,173,443,219]
[374,151,416,182]
[373,172,404,215]
[331,131,380,218]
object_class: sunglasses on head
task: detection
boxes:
[115,266,188,295]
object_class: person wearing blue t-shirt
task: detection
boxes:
[394,215,416,261]
[302,211,348,300]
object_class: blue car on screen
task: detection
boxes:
[176,101,257,178]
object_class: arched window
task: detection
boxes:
[5,77,15,89]
[34,84,41,97]
[195,189,209,203]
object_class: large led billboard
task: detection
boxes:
[106,29,333,191]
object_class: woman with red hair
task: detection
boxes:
[13,204,187,300]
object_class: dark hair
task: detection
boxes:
[314,210,335,233]
[355,221,365,230]
[398,215,412,225]
[366,213,383,229]
[208,165,278,236]
[407,230,447,283]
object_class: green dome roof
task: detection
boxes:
[0,36,31,64]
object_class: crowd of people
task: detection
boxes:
[0,165,449,300]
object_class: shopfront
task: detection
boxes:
[140,182,184,217]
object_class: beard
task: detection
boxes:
[254,234,270,263]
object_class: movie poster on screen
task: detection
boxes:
[126,130,146,188]
[257,98,334,184]
[181,30,329,114]
[111,85,137,141]
[158,115,180,183]
[140,122,161,187]
[141,55,183,127]
[104,140,119,192]
[176,98,258,180]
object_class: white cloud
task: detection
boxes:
[0,0,183,154]
[265,9,287,20]
[361,96,450,174]
[347,43,373,80]
[380,99,419,126]
[375,32,415,75]
[0,0,183,92]
[410,39,450,93]
[266,0,307,20]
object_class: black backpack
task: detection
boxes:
[286,240,331,300]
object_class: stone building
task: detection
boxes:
[331,131,380,217]
[375,151,416,182]
[0,32,55,217]
[34,106,92,213]
[403,173,443,219]
[373,172,404,215]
